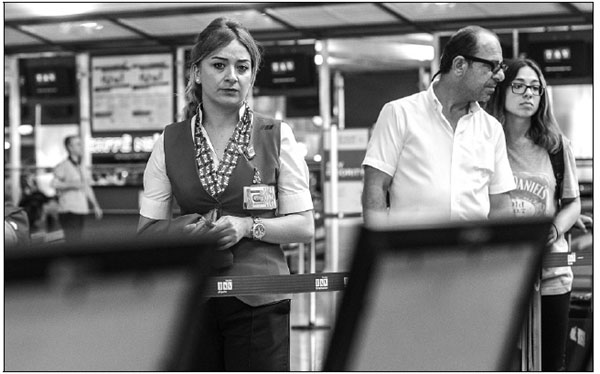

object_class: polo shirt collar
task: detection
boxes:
[468,100,482,114]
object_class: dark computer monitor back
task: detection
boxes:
[5,236,217,371]
[324,217,551,371]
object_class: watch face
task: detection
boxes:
[253,223,266,239]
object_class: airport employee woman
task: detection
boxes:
[137,17,314,371]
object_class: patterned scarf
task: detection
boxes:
[193,103,253,199]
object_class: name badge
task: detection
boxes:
[243,184,277,210]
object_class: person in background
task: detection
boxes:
[52,135,103,243]
[137,17,314,371]
[5,202,31,247]
[362,25,515,226]
[18,173,50,233]
[485,58,581,371]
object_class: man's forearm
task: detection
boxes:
[362,166,393,227]
[362,186,388,227]
[488,192,514,219]
[362,188,387,210]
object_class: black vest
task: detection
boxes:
[163,113,289,306]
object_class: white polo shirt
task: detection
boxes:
[362,82,515,222]
[140,110,313,220]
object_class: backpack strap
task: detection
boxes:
[548,136,564,204]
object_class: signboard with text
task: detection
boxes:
[91,54,174,132]
[90,132,161,163]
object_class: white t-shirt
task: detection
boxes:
[140,111,313,220]
[362,82,515,222]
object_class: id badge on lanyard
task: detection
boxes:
[243,184,277,210]
[243,166,277,210]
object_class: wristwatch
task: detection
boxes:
[251,217,266,240]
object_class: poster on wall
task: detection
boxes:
[91,54,174,132]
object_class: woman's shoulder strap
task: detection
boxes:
[548,136,564,201]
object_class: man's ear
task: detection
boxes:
[452,55,468,76]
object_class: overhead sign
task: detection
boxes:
[527,40,590,79]
[91,54,174,132]
[255,53,316,92]
[22,59,76,98]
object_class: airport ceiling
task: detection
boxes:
[4,2,593,56]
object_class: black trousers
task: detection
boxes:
[541,292,571,371]
[58,212,85,243]
[190,297,291,371]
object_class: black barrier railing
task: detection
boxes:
[6,238,591,289]
[544,250,593,268]
[204,272,349,297]
[202,249,592,297]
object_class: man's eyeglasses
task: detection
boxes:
[510,82,545,96]
[462,54,507,74]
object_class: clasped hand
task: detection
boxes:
[180,213,249,250]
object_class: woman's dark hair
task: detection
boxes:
[438,25,491,74]
[485,58,562,153]
[183,17,262,119]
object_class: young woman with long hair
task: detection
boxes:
[486,58,581,371]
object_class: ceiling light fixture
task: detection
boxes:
[314,55,323,66]
[24,3,96,17]
[18,125,33,136]
[80,22,104,30]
